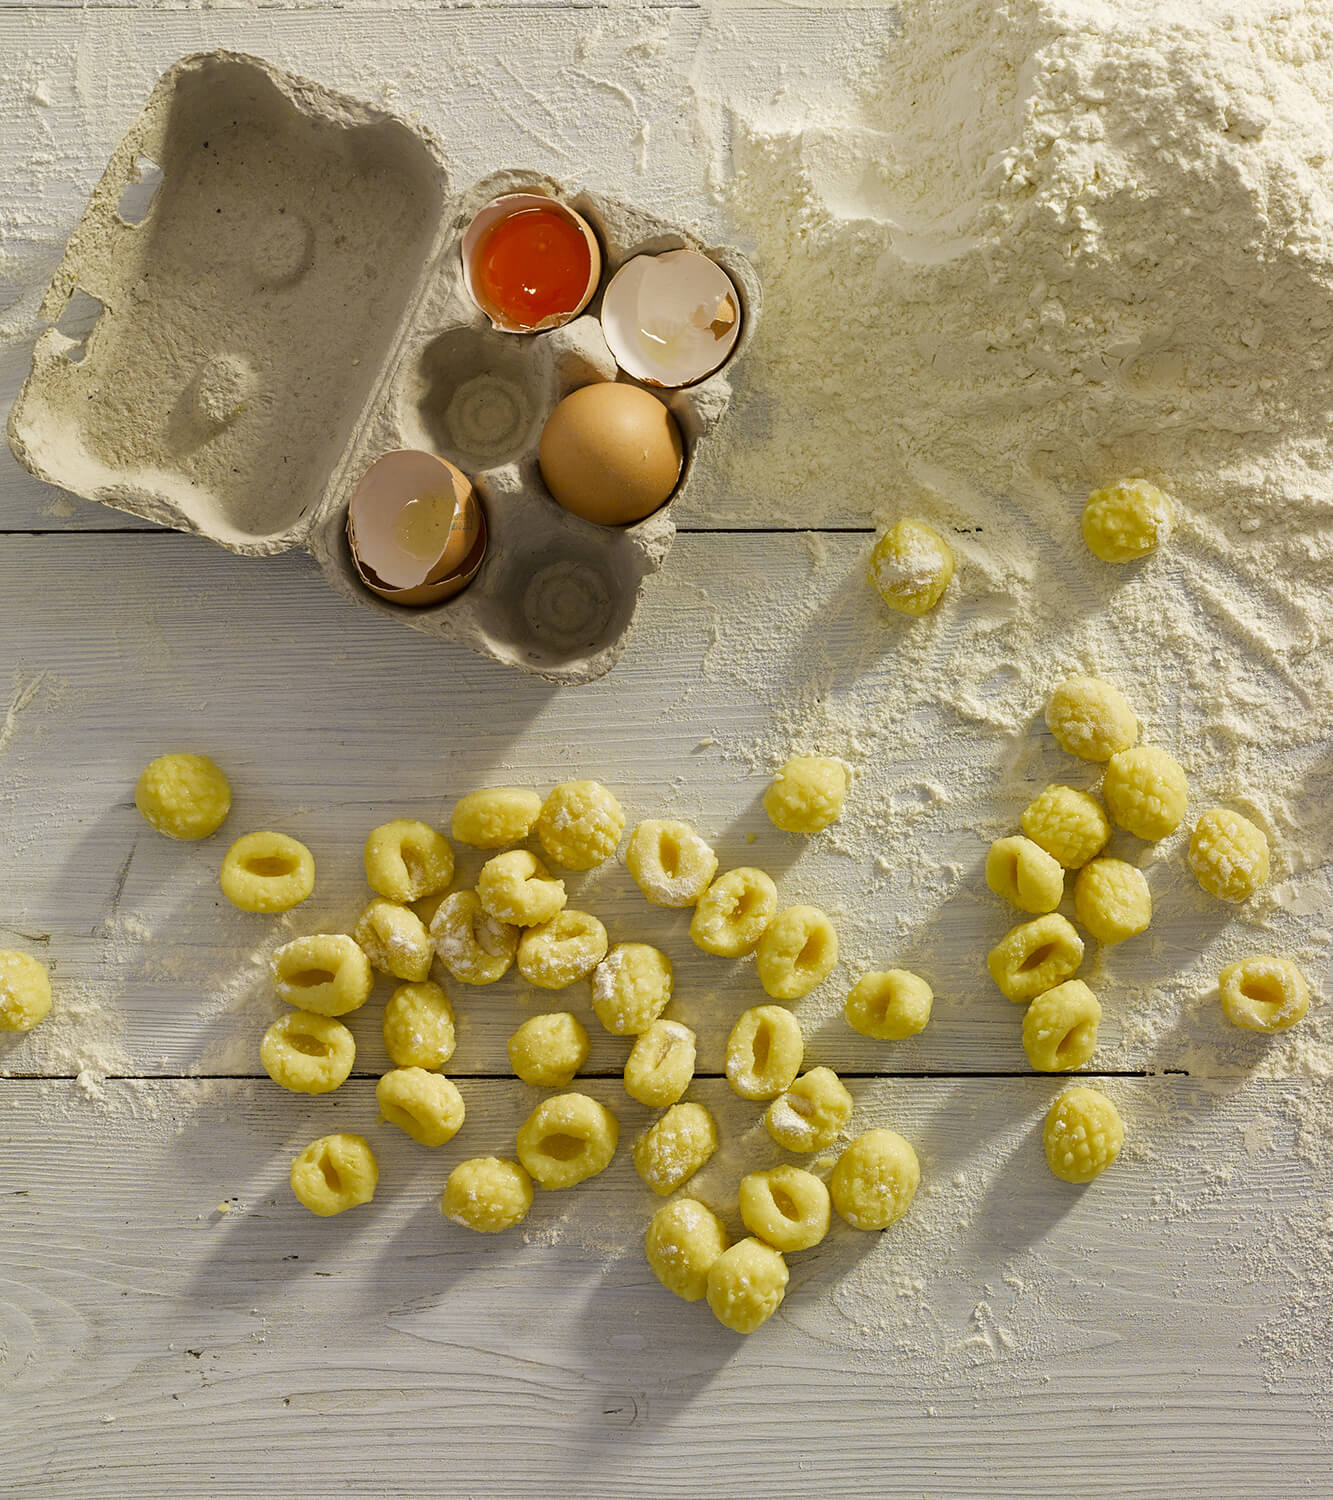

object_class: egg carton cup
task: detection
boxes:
[6,52,759,685]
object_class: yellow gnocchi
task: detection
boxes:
[1218,956,1310,1033]
[534,780,625,870]
[765,1066,853,1153]
[762,756,849,834]
[755,905,838,1000]
[625,819,718,907]
[1188,807,1270,902]
[1045,676,1138,762]
[1102,745,1189,840]
[706,1238,789,1334]
[590,943,673,1036]
[354,898,433,982]
[517,908,608,989]
[450,787,542,849]
[831,1129,920,1230]
[645,1197,730,1302]
[987,913,1084,1002]
[0,950,52,1033]
[508,1012,590,1087]
[1082,478,1172,563]
[220,831,315,913]
[261,1009,355,1095]
[1073,858,1152,944]
[739,1165,831,1253]
[429,890,518,985]
[1020,785,1110,869]
[690,867,778,957]
[1044,1085,1124,1183]
[623,1019,697,1107]
[290,1133,377,1217]
[633,1102,718,1196]
[1021,979,1101,1072]
[363,818,454,903]
[476,850,567,927]
[725,1004,804,1100]
[516,1092,619,1189]
[376,1067,465,1147]
[382,980,456,1070]
[270,933,373,1016]
[869,519,955,616]
[985,835,1065,915]
[843,970,933,1041]
[135,752,231,841]
[442,1157,533,1233]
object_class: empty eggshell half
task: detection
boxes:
[600,249,742,387]
[461,193,602,335]
[347,449,486,606]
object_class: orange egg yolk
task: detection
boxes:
[474,207,592,328]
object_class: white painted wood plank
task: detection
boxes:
[1,1075,1328,1496]
[0,7,887,532]
[3,531,1323,1084]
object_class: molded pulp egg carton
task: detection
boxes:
[7,52,759,684]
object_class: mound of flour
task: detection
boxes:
[727,0,1333,546]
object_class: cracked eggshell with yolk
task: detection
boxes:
[538,383,684,527]
[346,449,486,606]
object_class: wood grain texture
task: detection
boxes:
[2,1075,1329,1497]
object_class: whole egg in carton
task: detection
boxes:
[6,55,760,685]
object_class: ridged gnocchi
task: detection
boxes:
[1044,1085,1124,1183]
[1020,785,1110,869]
[135,752,231,841]
[1188,807,1270,902]
[1102,745,1188,840]
[1073,858,1152,944]
[1045,676,1138,762]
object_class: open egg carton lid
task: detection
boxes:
[6,50,759,685]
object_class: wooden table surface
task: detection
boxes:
[1,6,1329,1497]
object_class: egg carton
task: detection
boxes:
[6,51,759,685]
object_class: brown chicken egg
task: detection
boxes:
[538,383,684,527]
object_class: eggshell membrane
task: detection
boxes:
[600,249,741,388]
[461,193,602,335]
[347,449,486,606]
[538,383,684,527]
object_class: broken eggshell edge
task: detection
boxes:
[599,248,743,389]
[460,193,602,335]
[346,449,487,606]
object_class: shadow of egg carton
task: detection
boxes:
[6,53,758,686]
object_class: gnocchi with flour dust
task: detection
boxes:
[354,898,433,982]
[517,909,608,989]
[633,1102,718,1196]
[535,780,625,870]
[450,787,542,849]
[443,1157,533,1233]
[0,950,52,1032]
[706,1238,790,1334]
[868,519,955,616]
[591,943,673,1036]
[762,756,849,834]
[135,752,231,840]
[690,866,778,957]
[625,819,718,907]
[430,890,518,985]
[645,1197,730,1302]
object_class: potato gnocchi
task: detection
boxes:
[844,969,933,1041]
[739,1166,830,1254]
[508,1011,590,1087]
[625,819,718,907]
[261,1010,355,1095]
[764,1067,853,1153]
[517,908,608,989]
[534,780,625,870]
[477,850,567,927]
[290,1134,377,1217]
[443,1157,533,1234]
[755,904,838,1000]
[430,890,518,985]
[633,1102,718,1196]
[725,1005,804,1100]
[382,980,456,1070]
[831,1129,920,1230]
[377,1067,465,1147]
[623,1019,696,1108]
[450,787,542,849]
[987,913,1084,1003]
[645,1197,730,1302]
[762,755,849,834]
[985,835,1065,915]
[1022,979,1101,1072]
[354,898,433,982]
[591,943,673,1036]
[364,818,454,903]
[1189,807,1270,903]
[1218,956,1310,1033]
[516,1092,619,1189]
[1045,676,1138,762]
[136,752,231,841]
[271,933,373,1016]
[0,950,52,1033]
[220,831,315,913]
[1044,1086,1124,1183]
[706,1238,789,1334]
[1102,745,1188,840]
[1020,784,1110,870]
[1073,858,1152,944]
[690,867,778,957]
